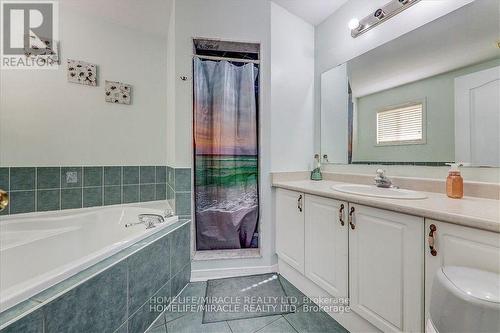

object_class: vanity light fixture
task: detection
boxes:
[348,18,360,30]
[351,0,421,38]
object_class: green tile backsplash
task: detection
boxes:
[37,167,60,189]
[83,187,103,208]
[104,166,121,186]
[61,167,83,188]
[123,167,139,185]
[0,166,171,215]
[10,167,35,191]
[10,191,35,214]
[37,190,61,212]
[61,188,83,210]
[139,166,155,184]
[83,167,103,187]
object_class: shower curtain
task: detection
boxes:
[193,58,259,250]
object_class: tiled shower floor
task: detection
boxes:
[146,275,349,333]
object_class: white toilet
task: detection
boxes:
[427,266,500,333]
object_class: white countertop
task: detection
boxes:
[272,179,500,233]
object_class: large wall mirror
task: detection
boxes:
[320,0,499,167]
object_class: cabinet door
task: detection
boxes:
[349,204,424,333]
[424,219,500,324]
[276,188,305,274]
[305,195,348,297]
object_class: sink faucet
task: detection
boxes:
[374,169,393,188]
[125,214,165,229]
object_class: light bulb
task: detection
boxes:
[348,18,360,30]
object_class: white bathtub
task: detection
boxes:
[0,202,178,313]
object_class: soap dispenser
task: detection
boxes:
[446,163,463,199]
[311,154,322,181]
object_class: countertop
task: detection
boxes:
[272,179,500,233]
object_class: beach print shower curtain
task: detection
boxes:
[193,58,259,250]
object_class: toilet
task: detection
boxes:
[428,266,500,333]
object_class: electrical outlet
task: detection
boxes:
[66,171,78,184]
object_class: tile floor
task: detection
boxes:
[146,275,349,333]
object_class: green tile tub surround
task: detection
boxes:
[140,184,156,202]
[61,167,82,188]
[174,168,191,192]
[175,192,191,216]
[167,185,174,200]
[123,185,140,204]
[36,167,60,189]
[1,166,172,215]
[171,223,191,274]
[167,167,175,187]
[128,234,171,315]
[104,166,122,186]
[156,166,167,184]
[123,166,140,185]
[61,188,83,210]
[10,167,35,191]
[0,168,9,190]
[44,261,128,333]
[0,308,44,333]
[171,262,191,297]
[37,190,60,212]
[104,186,122,206]
[83,167,103,187]
[83,187,103,208]
[140,166,156,184]
[129,280,172,333]
[10,191,35,214]
[156,184,167,201]
[0,221,192,333]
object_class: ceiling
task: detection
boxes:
[348,0,500,97]
[272,0,349,25]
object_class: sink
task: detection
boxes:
[331,184,427,200]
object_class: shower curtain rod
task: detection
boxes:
[193,54,260,64]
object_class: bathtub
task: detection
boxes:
[0,202,178,313]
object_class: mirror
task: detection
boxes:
[320,0,500,167]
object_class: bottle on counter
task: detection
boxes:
[311,154,322,181]
[446,163,463,199]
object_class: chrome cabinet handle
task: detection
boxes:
[428,224,437,256]
[348,207,356,230]
[297,195,303,212]
[339,204,345,226]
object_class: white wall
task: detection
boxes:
[0,0,169,166]
[270,2,315,172]
[314,0,474,152]
[169,0,276,274]
[166,0,177,167]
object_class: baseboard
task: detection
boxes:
[190,264,279,282]
[278,258,380,333]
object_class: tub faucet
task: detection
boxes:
[125,214,165,229]
[374,169,393,188]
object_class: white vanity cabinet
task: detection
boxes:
[305,195,348,298]
[275,188,305,274]
[348,204,424,333]
[424,219,500,324]
[275,189,424,332]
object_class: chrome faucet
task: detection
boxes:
[374,169,393,188]
[125,214,165,229]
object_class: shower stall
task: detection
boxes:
[193,39,260,251]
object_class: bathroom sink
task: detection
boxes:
[331,184,427,200]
